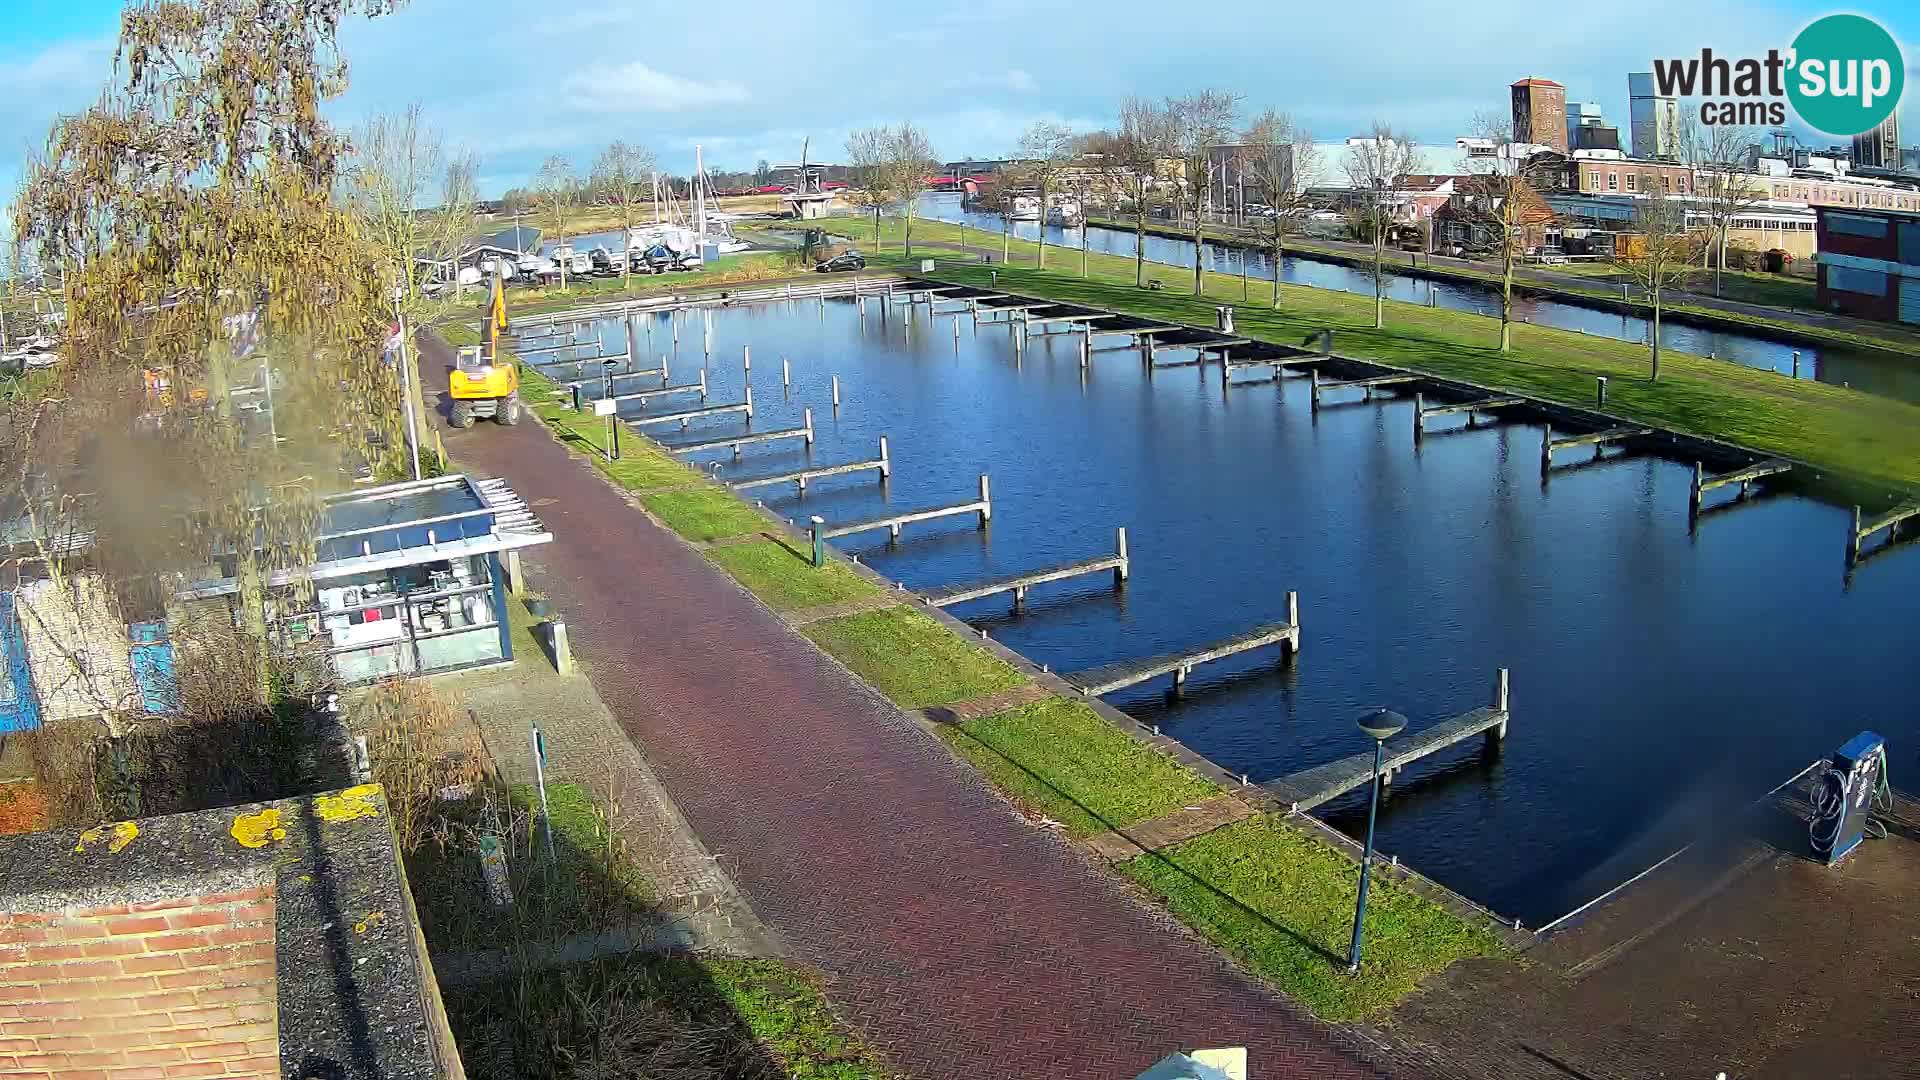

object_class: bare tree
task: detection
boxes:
[1016,122,1076,269]
[1165,90,1242,295]
[1609,179,1698,381]
[844,127,890,249]
[592,140,657,282]
[1344,123,1420,328]
[884,124,938,257]
[1082,99,1171,289]
[535,155,578,290]
[1239,109,1320,309]
[1460,112,1560,351]
[1682,111,1766,297]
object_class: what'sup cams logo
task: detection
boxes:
[1653,14,1906,135]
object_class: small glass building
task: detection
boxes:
[179,474,552,684]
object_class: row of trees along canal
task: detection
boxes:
[0,0,485,820]
[857,89,1777,384]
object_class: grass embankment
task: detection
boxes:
[473,334,1504,1019]
[779,216,1920,492]
[1080,214,1906,351]
[498,253,799,315]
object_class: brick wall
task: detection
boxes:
[0,886,279,1079]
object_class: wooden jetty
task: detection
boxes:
[518,339,610,357]
[1413,394,1525,441]
[925,528,1129,610]
[1065,594,1300,697]
[1265,670,1511,813]
[731,438,891,493]
[816,475,992,545]
[1221,350,1323,387]
[667,411,814,457]
[1848,500,1920,564]
[561,367,665,390]
[1690,459,1792,516]
[627,392,751,429]
[1540,424,1653,470]
[607,374,707,408]
[532,351,633,370]
[1310,370,1420,407]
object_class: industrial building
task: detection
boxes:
[1813,204,1920,324]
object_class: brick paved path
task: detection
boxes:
[425,340,1398,1079]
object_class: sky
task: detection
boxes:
[1,0,1917,203]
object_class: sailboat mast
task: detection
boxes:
[694,144,707,251]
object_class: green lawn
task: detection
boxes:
[708,540,883,612]
[936,697,1219,836]
[802,606,1025,710]
[782,217,1920,492]
[639,487,769,542]
[1121,814,1506,1021]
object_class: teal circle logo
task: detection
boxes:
[1787,14,1904,136]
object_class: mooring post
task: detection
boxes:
[743,344,751,374]
[832,374,841,408]
[1309,367,1321,411]
[1286,590,1301,652]
[810,516,826,567]
[1848,505,1862,564]
[625,316,636,371]
[697,366,707,401]
[1493,667,1511,741]
[782,356,790,390]
[977,474,992,526]
[1792,350,1801,379]
[571,384,583,412]
[662,350,670,382]
[1690,462,1704,517]
[1013,585,1028,611]
[744,384,754,420]
[1174,664,1190,695]
[1115,526,1130,583]
[802,408,815,446]
[878,436,891,478]
[1540,425,1553,473]
[1413,393,1425,442]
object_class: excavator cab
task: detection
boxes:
[447,345,520,428]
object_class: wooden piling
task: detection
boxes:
[1285,590,1300,653]
[1690,462,1704,517]
[1849,505,1862,564]
[832,374,841,408]
[743,345,751,373]
[804,408,815,446]
[1115,526,1130,583]
[977,474,992,526]
[1540,425,1552,472]
[782,356,790,389]
[1413,393,1425,442]
[879,436,891,478]
[810,516,826,567]
[744,385,754,419]
[1493,667,1510,740]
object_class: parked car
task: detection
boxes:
[816,251,867,273]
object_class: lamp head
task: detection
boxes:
[1356,708,1408,742]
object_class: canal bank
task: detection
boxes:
[433,317,1516,1026]
[886,196,1920,402]
[1082,212,1920,362]
[761,220,1920,495]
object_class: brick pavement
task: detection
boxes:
[422,333,1401,1080]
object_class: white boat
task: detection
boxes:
[1045,198,1082,227]
[1009,196,1041,222]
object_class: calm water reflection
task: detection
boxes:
[540,296,1920,924]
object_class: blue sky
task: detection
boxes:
[2,0,1916,202]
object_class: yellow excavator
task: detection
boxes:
[447,275,520,428]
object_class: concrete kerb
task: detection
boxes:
[519,339,1537,958]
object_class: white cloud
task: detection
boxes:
[563,63,748,113]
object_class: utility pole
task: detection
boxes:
[392,290,422,482]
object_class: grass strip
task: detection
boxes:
[802,606,1024,710]
[937,697,1218,836]
[778,217,1920,491]
[1120,814,1505,1021]
[707,540,881,612]
[638,487,768,542]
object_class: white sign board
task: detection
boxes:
[593,399,617,417]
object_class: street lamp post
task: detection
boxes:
[1348,707,1407,974]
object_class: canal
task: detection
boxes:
[912,193,1920,405]
[543,293,1920,926]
